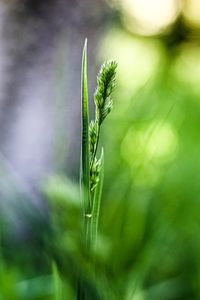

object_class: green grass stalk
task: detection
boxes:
[77,39,117,300]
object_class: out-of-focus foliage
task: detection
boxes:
[1,0,200,299]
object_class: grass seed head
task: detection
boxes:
[94,60,117,125]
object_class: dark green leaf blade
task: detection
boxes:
[81,38,90,214]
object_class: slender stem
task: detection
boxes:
[90,121,100,173]
[91,149,104,247]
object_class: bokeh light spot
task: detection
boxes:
[146,122,178,160]
[173,44,200,92]
[183,0,200,27]
[122,0,181,35]
[121,121,177,163]
[121,121,178,187]
[100,29,162,103]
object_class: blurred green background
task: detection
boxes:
[1,0,200,299]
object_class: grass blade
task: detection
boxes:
[81,38,91,215]
[78,38,90,300]
[52,262,62,300]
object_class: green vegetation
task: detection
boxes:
[1,9,200,300]
[79,39,117,299]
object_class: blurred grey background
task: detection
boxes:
[0,0,113,204]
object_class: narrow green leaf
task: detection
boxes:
[79,39,90,300]
[91,148,104,246]
[81,38,91,214]
[52,262,62,300]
